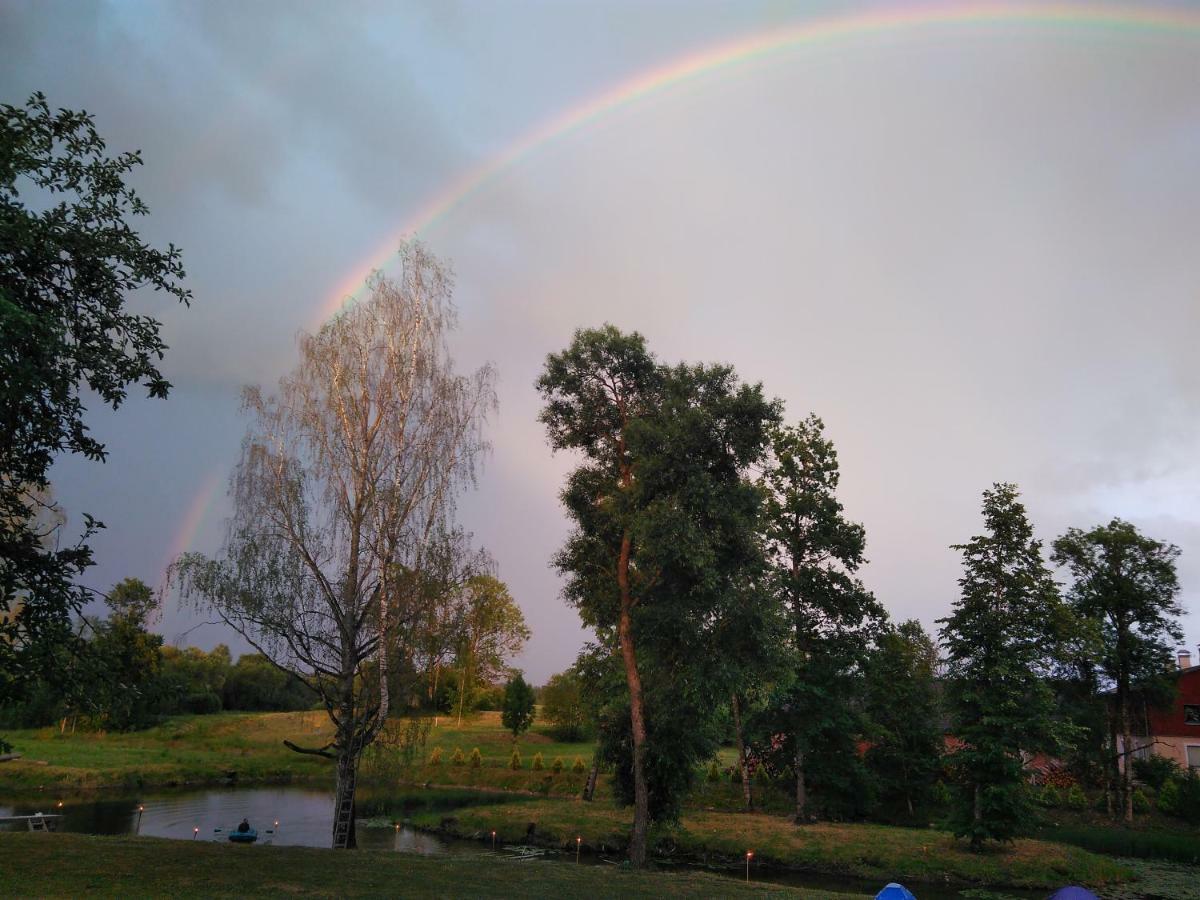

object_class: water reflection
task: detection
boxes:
[0,787,458,853]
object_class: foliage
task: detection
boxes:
[533,751,544,771]
[1064,785,1088,810]
[501,672,536,738]
[572,756,586,773]
[538,325,781,861]
[452,575,529,722]
[541,668,589,741]
[1131,755,1181,791]
[707,760,721,782]
[222,653,316,712]
[451,747,465,766]
[0,94,189,706]
[171,245,495,848]
[1157,769,1200,824]
[757,415,886,821]
[552,756,564,773]
[509,748,522,770]
[428,747,443,766]
[863,619,943,822]
[939,484,1066,847]
[470,747,482,768]
[1052,519,1183,822]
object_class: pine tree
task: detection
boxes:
[939,483,1063,847]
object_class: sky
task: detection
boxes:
[3,0,1199,682]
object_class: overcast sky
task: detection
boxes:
[4,0,1199,681]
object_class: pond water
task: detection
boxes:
[0,786,1053,898]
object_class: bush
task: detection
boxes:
[428,747,442,766]
[730,765,742,784]
[1133,755,1182,791]
[470,747,482,768]
[1064,785,1088,810]
[509,748,522,770]
[450,747,465,766]
[1038,785,1063,808]
[552,757,564,774]
[532,752,544,771]
[706,760,721,783]
[1132,788,1151,813]
[572,756,586,774]
[931,780,952,806]
[1158,769,1200,824]
[755,766,772,786]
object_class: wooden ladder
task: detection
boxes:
[331,734,362,849]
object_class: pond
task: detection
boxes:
[0,786,1055,898]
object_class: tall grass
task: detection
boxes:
[1033,824,1200,864]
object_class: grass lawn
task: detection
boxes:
[0,710,600,795]
[413,796,1134,891]
[0,832,858,898]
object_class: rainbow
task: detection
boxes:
[168,2,1200,572]
[160,469,223,582]
[315,1,1200,326]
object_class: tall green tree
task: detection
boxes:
[1,93,189,704]
[501,671,535,739]
[1051,519,1183,823]
[939,483,1063,848]
[760,415,886,822]
[454,575,529,724]
[87,578,164,731]
[538,325,779,865]
[863,619,943,821]
[541,668,588,741]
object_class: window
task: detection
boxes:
[1186,704,1200,726]
[1188,745,1200,770]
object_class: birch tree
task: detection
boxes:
[173,243,494,848]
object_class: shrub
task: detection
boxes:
[1064,785,1088,810]
[755,766,772,786]
[469,747,482,768]
[706,760,721,783]
[1132,788,1151,813]
[572,756,586,773]
[552,757,564,774]
[450,747,465,766]
[730,765,742,784]
[1039,785,1063,808]
[509,748,522,770]
[1133,755,1182,791]
[931,780,952,806]
[428,747,442,766]
[532,752,544,771]
[1159,770,1200,824]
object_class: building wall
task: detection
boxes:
[1149,736,1200,770]
[1146,667,1200,737]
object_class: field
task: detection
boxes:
[0,709,1180,895]
[0,832,847,899]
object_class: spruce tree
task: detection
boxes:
[939,483,1063,847]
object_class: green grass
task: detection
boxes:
[0,710,602,795]
[413,797,1134,891]
[0,832,857,898]
[1033,824,1200,865]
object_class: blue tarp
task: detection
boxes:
[874,884,916,900]
[1046,889,1099,900]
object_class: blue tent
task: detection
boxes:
[1047,889,1099,900]
[874,884,916,900]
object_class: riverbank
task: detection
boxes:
[412,797,1133,891]
[0,832,852,898]
[0,710,603,796]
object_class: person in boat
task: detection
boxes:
[237,818,251,833]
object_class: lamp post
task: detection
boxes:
[576,835,581,863]
[491,829,497,850]
[136,805,144,835]
[193,827,199,840]
[745,850,753,882]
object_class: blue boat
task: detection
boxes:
[228,827,258,844]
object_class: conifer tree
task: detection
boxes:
[939,483,1063,847]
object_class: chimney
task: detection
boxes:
[1180,649,1194,670]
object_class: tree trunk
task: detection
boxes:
[457,667,467,726]
[617,528,649,867]
[1120,690,1134,824]
[583,753,600,802]
[972,783,983,849]
[731,693,752,810]
[332,741,359,849]
[794,744,807,822]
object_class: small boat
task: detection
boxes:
[228,827,258,844]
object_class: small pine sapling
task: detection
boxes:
[470,747,482,768]
[509,748,522,770]
[532,752,544,771]
[552,757,564,774]
[572,756,586,773]
[428,747,443,766]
